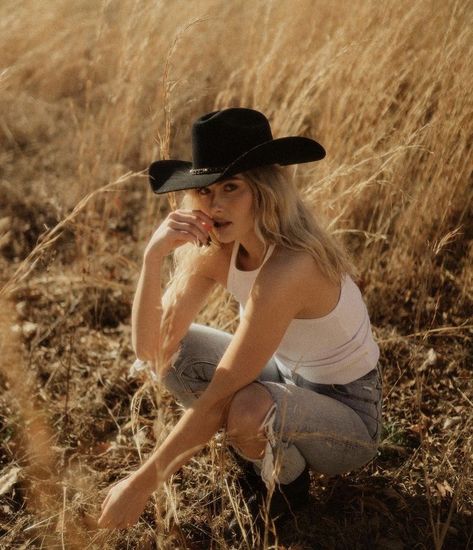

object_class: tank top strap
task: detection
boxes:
[230,241,275,271]
[227,241,276,296]
[229,239,240,269]
[262,242,276,265]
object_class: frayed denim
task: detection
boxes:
[157,323,383,487]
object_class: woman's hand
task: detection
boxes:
[97,472,155,530]
[144,209,214,259]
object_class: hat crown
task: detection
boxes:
[191,108,273,169]
[148,107,326,194]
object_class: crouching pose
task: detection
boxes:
[98,108,383,530]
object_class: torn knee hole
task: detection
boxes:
[259,403,278,489]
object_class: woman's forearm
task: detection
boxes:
[131,211,213,363]
[130,398,228,491]
[131,252,164,361]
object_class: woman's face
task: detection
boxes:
[191,176,255,244]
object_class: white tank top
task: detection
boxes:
[226,241,380,384]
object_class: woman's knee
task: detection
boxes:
[161,323,231,404]
[226,383,274,446]
[168,323,232,374]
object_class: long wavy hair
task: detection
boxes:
[239,165,354,283]
[156,165,354,371]
[166,164,353,309]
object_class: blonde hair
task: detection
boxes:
[242,165,354,284]
[168,164,353,295]
[156,165,353,369]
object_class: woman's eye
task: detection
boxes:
[224,183,237,191]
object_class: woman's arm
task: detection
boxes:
[131,252,164,361]
[131,209,215,363]
[98,257,307,529]
[131,252,217,366]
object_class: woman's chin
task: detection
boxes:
[215,235,233,244]
[212,227,236,243]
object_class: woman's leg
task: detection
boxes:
[161,323,281,407]
[251,367,383,486]
[162,323,382,489]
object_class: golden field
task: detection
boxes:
[0,0,471,548]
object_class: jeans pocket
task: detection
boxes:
[370,399,383,442]
[331,379,377,403]
[329,372,382,442]
[330,383,350,397]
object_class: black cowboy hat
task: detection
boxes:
[148,108,326,194]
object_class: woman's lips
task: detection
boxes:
[213,220,232,229]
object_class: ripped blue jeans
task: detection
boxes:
[158,323,383,488]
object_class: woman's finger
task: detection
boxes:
[190,209,214,227]
[171,210,213,234]
[169,229,202,247]
[168,220,208,244]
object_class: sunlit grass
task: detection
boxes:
[0,0,471,548]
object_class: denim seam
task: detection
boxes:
[173,358,221,378]
[270,410,379,451]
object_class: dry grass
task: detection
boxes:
[0,0,472,548]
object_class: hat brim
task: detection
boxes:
[149,136,325,194]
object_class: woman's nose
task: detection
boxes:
[209,192,223,213]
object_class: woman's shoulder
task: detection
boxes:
[265,246,322,281]
[260,246,342,318]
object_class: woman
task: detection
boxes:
[98,108,382,530]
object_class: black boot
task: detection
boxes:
[225,464,310,540]
[261,465,311,519]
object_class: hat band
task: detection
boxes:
[190,166,225,175]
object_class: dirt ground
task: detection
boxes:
[0,0,472,548]
[0,185,471,549]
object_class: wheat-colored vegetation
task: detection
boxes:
[0,0,471,548]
